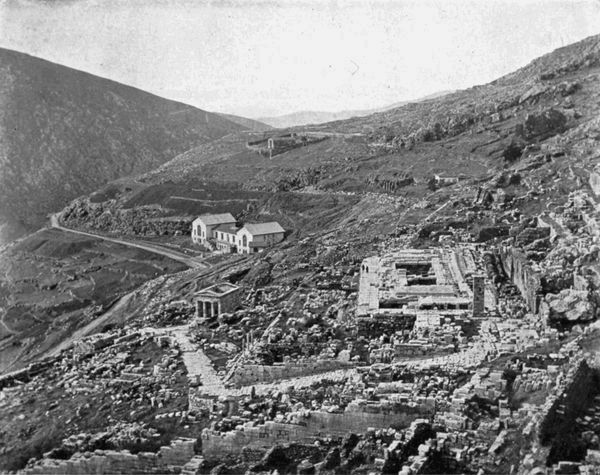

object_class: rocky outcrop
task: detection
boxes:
[544,289,595,322]
[516,108,567,141]
[61,199,193,236]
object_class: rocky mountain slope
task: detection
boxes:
[60,34,600,242]
[0,48,249,244]
[258,91,452,128]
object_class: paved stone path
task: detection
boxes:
[161,324,357,397]
[168,326,228,395]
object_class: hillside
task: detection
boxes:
[62,34,599,231]
[5,33,600,475]
[0,48,248,244]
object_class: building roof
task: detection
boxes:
[213,224,239,234]
[193,213,236,226]
[239,222,285,236]
[195,282,240,298]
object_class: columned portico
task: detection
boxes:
[193,282,241,321]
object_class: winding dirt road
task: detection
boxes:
[50,213,207,269]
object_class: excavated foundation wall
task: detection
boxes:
[201,410,423,458]
[20,438,196,475]
[497,246,542,313]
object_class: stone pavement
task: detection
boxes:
[167,326,228,396]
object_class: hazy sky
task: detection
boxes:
[1,0,599,118]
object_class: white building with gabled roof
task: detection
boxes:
[191,213,236,244]
[236,222,285,254]
[212,223,240,252]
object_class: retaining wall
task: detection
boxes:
[20,438,196,475]
[201,410,422,458]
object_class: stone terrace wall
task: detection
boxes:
[20,438,196,475]
[0,356,60,390]
[228,360,352,387]
[201,410,420,458]
[498,246,542,313]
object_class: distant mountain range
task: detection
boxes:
[217,112,272,131]
[257,91,453,128]
[0,48,259,243]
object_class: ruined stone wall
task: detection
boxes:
[228,360,352,387]
[21,438,196,475]
[201,410,420,458]
[189,391,217,413]
[497,246,542,313]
